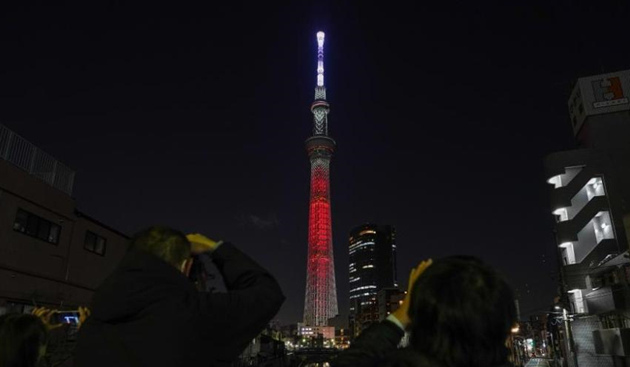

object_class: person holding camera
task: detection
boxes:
[74,226,285,367]
[0,307,88,367]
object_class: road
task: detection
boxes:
[525,358,551,367]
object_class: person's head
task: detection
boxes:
[0,313,48,367]
[408,256,516,367]
[129,226,192,274]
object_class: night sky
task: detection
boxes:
[2,2,628,324]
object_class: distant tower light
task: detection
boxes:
[317,31,325,46]
[316,31,325,87]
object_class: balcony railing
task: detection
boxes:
[0,124,75,196]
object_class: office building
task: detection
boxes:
[544,70,630,366]
[348,223,398,337]
[377,287,405,321]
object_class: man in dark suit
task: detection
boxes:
[74,226,285,367]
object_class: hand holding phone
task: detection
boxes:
[32,307,91,329]
[32,307,64,330]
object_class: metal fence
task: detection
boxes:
[0,124,75,196]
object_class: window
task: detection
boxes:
[84,231,107,256]
[13,209,60,244]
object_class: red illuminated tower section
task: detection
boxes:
[303,31,338,326]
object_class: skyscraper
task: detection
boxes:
[348,223,398,337]
[303,32,338,327]
[544,69,630,366]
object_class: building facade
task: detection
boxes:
[544,70,630,366]
[0,123,128,314]
[348,223,398,337]
[377,287,405,321]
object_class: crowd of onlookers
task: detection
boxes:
[1,225,516,367]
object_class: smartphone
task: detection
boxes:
[52,311,80,325]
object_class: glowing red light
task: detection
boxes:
[304,155,337,326]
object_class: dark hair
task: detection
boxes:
[129,226,191,268]
[408,256,516,367]
[0,313,48,367]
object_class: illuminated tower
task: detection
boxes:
[303,31,338,326]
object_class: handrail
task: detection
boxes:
[0,124,75,196]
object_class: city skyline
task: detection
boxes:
[1,2,629,324]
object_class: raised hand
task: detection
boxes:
[32,307,63,330]
[78,306,91,329]
[186,233,219,254]
[392,259,433,328]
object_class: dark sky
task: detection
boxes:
[1,2,628,324]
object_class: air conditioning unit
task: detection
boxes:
[593,328,630,356]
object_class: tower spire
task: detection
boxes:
[312,31,330,136]
[317,31,325,87]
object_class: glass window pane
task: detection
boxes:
[49,224,60,244]
[95,237,106,255]
[26,215,39,237]
[37,220,51,241]
[13,209,28,232]
[84,232,96,251]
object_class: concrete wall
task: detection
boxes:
[572,316,613,367]
[0,158,128,308]
[66,216,128,291]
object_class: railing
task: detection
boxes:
[0,124,75,196]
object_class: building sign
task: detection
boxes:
[591,76,629,108]
[568,69,630,136]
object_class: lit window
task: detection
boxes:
[349,242,375,251]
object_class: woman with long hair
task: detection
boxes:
[334,257,517,367]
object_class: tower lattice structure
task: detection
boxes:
[303,31,338,327]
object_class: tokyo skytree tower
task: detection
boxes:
[303,31,338,326]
